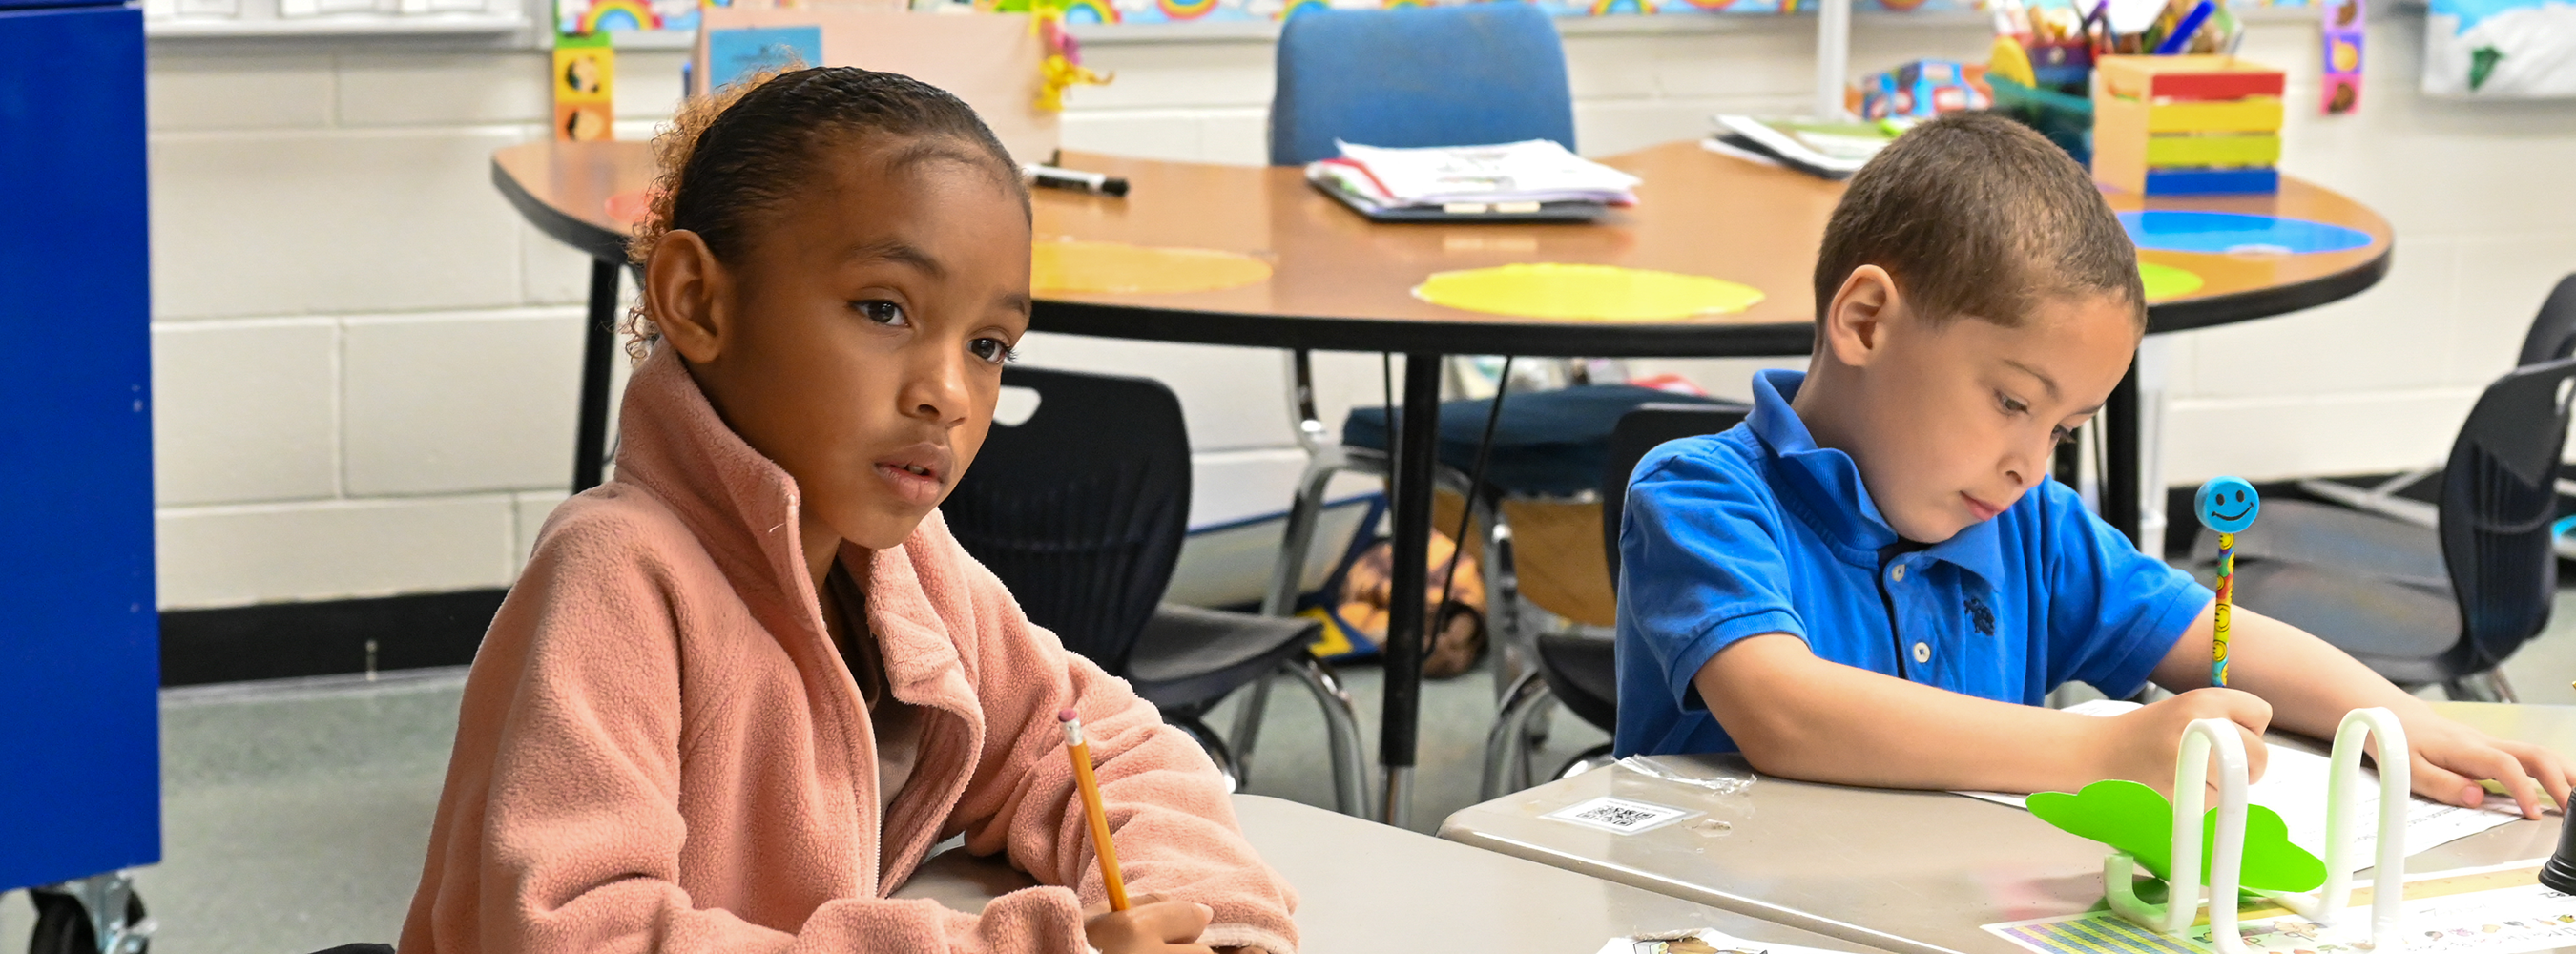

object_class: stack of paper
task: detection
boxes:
[1305,139,1639,216]
[1706,115,1906,180]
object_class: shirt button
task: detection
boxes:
[1912,641,1932,664]
[1890,564,1907,583]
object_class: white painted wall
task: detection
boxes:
[144,8,2576,609]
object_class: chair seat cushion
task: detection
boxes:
[1535,630,1618,733]
[1126,604,1320,713]
[2231,558,2460,685]
[1342,384,1739,498]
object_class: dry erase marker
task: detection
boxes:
[1060,709,1131,911]
[1023,163,1131,197]
[2193,477,2260,687]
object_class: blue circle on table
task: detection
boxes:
[2118,211,2375,256]
[2194,477,2261,534]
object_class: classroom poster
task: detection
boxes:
[552,33,615,141]
[2422,0,2576,96]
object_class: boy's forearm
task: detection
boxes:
[2150,601,2432,740]
[1692,634,2113,793]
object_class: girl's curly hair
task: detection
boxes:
[623,67,1027,358]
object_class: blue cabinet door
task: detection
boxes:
[0,1,162,892]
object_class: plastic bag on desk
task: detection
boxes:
[1615,755,1755,796]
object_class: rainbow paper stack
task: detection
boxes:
[2091,54,2286,196]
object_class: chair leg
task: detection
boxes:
[2444,669,2519,703]
[1483,669,1555,801]
[2486,668,2521,703]
[1166,713,1240,793]
[1285,655,1371,817]
[1226,673,1275,786]
[1240,455,1346,782]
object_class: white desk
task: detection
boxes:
[894,794,1903,954]
[1436,702,2576,954]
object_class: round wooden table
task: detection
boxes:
[493,138,2393,826]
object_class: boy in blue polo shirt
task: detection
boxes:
[1615,113,2572,815]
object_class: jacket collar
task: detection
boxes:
[608,347,969,700]
[1746,369,2005,588]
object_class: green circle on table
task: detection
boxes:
[2140,262,2204,301]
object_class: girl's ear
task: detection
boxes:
[645,229,730,363]
[1821,264,1900,368]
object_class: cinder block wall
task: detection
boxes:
[144,10,2576,610]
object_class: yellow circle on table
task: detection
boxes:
[1412,263,1765,321]
[1031,239,1272,295]
[2139,261,2205,300]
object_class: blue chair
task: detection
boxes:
[1267,3,1576,167]
[1232,2,1748,783]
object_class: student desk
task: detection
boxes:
[1435,702,2572,954]
[888,793,1902,954]
[491,138,2393,827]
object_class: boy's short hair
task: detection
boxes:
[1813,112,2145,333]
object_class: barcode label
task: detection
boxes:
[1542,796,1695,835]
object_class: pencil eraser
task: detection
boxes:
[1059,708,1080,723]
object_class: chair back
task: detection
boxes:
[1267,2,1575,167]
[1601,404,1750,587]
[2436,356,2576,673]
[942,367,1191,675]
[2516,273,2576,366]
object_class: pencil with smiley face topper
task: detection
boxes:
[2193,477,2261,687]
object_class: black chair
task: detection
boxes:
[1481,403,1749,798]
[2195,356,2576,700]
[942,366,1369,816]
[2298,273,2576,529]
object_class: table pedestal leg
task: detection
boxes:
[1381,352,1443,828]
[572,259,619,494]
[2105,357,2141,548]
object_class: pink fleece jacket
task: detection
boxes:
[398,347,1298,954]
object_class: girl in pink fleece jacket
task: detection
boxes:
[399,67,1297,954]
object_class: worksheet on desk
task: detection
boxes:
[1955,700,2526,871]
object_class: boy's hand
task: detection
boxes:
[2100,688,2273,796]
[2399,714,2576,819]
[1085,895,1215,954]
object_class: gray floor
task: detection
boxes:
[8,594,2573,953]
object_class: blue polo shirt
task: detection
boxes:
[1612,369,2212,757]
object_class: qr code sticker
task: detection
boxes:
[1542,796,1695,835]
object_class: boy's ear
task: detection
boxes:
[644,229,731,363]
[1821,265,1901,368]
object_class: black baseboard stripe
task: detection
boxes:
[159,589,508,687]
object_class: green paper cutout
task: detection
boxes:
[2026,779,2328,893]
[2139,262,2205,300]
[2470,47,2505,92]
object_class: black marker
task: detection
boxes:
[1022,163,1130,197]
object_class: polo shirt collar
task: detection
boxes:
[1746,369,2006,588]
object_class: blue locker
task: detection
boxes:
[0,0,162,898]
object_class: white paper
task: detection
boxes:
[1600,927,1874,954]
[1325,139,1639,207]
[1958,700,2524,871]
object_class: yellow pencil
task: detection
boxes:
[1059,709,1130,912]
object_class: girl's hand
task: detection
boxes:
[1084,895,1215,954]
[2098,688,2274,796]
[2399,714,2576,819]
